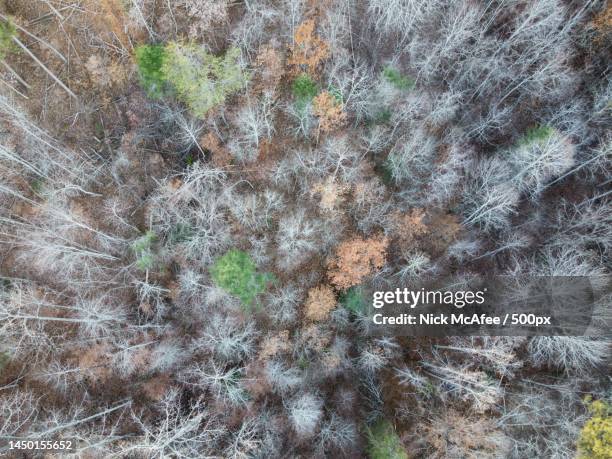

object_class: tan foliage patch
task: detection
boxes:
[311,176,348,212]
[592,3,612,33]
[304,285,336,321]
[142,374,172,401]
[390,209,462,256]
[426,212,462,255]
[313,91,347,133]
[327,236,388,290]
[85,55,128,90]
[255,45,284,93]
[287,19,330,75]
[423,410,510,458]
[259,330,291,360]
[300,324,332,352]
[200,132,232,167]
[77,344,112,385]
[98,0,132,49]
[391,208,428,248]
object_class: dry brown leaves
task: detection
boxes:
[255,45,284,93]
[311,176,348,212]
[142,374,172,401]
[85,55,128,90]
[300,324,333,352]
[390,209,462,256]
[287,19,330,76]
[327,236,388,290]
[391,208,428,248]
[259,330,291,360]
[592,3,612,33]
[97,0,133,49]
[200,132,232,167]
[426,212,462,255]
[77,344,113,385]
[313,91,347,133]
[304,285,336,321]
[423,410,510,458]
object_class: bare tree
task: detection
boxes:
[275,209,321,271]
[194,314,257,364]
[286,393,323,438]
[126,389,223,458]
[527,337,610,374]
[460,157,519,231]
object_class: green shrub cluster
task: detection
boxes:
[135,43,248,117]
[0,19,16,60]
[366,420,409,459]
[210,249,273,307]
[339,285,368,314]
[292,73,318,110]
[578,399,612,459]
[131,230,157,271]
[162,44,247,118]
[518,125,555,146]
[0,352,8,374]
[328,85,343,103]
[168,223,193,245]
[134,44,168,98]
[382,67,415,91]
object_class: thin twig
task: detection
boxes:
[11,36,77,99]
[1,61,30,88]
[42,0,65,20]
[0,13,67,63]
[0,78,29,99]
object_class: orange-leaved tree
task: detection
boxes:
[327,235,388,290]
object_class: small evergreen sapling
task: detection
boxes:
[517,125,555,146]
[131,231,157,271]
[134,44,167,98]
[210,249,273,307]
[366,420,408,459]
[339,285,368,315]
[382,67,414,91]
[292,73,318,111]
[0,19,17,59]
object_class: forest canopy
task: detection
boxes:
[0,0,610,457]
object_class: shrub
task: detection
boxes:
[0,351,8,373]
[210,249,272,307]
[372,109,392,125]
[328,85,343,103]
[366,420,408,459]
[162,43,248,117]
[168,223,193,244]
[517,125,555,146]
[292,73,318,110]
[339,285,368,314]
[578,399,611,459]
[382,67,414,91]
[0,19,16,59]
[134,44,168,98]
[131,231,157,271]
